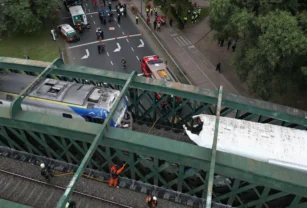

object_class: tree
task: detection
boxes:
[0,0,59,35]
[210,0,307,100]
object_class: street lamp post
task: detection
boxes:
[141,0,143,16]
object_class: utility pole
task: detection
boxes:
[140,0,143,16]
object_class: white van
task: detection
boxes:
[69,5,88,26]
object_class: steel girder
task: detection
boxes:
[0,108,307,207]
[1,57,307,131]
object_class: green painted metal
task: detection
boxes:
[1,57,307,207]
[0,109,306,198]
[9,58,63,118]
[206,86,223,208]
[0,199,33,208]
[56,71,136,208]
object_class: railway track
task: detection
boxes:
[0,169,132,208]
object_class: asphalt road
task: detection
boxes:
[59,0,154,73]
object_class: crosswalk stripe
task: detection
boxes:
[174,37,183,47]
[176,36,186,46]
[179,36,189,46]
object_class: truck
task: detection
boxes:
[141,55,181,103]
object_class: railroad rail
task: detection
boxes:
[0,169,132,208]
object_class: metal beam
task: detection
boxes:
[56,71,136,208]
[1,57,307,128]
[205,86,223,208]
[9,58,63,118]
[0,108,306,196]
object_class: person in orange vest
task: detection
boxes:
[146,195,158,208]
[109,163,126,188]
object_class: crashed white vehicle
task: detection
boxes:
[184,114,307,172]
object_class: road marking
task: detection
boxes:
[122,32,125,35]
[81,49,90,59]
[182,49,217,90]
[86,3,88,6]
[93,21,96,24]
[68,34,142,49]
[179,36,189,46]
[88,9,91,13]
[136,56,139,60]
[176,36,186,46]
[188,45,195,49]
[137,39,144,48]
[170,33,177,37]
[174,37,182,47]
[126,39,129,43]
[107,52,109,56]
[118,24,121,28]
[91,15,93,18]
[113,43,121,52]
[110,61,113,65]
[131,47,134,51]
[114,18,117,21]
[61,11,115,19]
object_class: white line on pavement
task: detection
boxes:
[136,56,139,60]
[188,45,195,49]
[182,49,217,90]
[114,18,117,21]
[126,39,129,43]
[170,33,177,37]
[68,34,142,49]
[93,21,96,24]
[107,52,109,56]
[88,9,90,13]
[91,15,93,18]
[110,61,113,65]
[176,36,186,46]
[179,36,189,46]
[86,3,88,6]
[174,37,182,47]
[118,24,120,28]
[131,47,134,51]
[122,32,125,35]
[62,11,116,20]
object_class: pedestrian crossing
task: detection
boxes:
[173,35,192,47]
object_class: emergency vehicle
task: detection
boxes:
[69,5,89,30]
[141,55,180,103]
[57,24,80,42]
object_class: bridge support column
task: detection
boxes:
[56,71,136,208]
[205,86,223,208]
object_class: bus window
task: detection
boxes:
[63,113,72,119]
[93,118,105,124]
[84,116,92,122]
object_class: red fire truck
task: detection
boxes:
[141,55,180,103]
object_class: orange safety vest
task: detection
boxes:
[146,196,158,207]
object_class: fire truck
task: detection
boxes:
[141,55,180,103]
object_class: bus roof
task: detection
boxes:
[69,5,85,17]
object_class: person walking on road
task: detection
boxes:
[157,21,161,31]
[146,195,158,208]
[154,20,157,30]
[146,16,150,26]
[117,13,121,24]
[150,8,153,16]
[98,44,101,54]
[216,62,221,73]
[109,163,126,188]
[227,40,232,50]
[146,7,149,17]
[108,1,111,11]
[154,7,158,17]
[40,163,53,181]
[232,44,236,52]
[169,18,173,27]
[136,16,139,24]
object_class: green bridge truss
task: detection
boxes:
[0,57,306,208]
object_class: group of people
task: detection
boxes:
[40,162,158,207]
[183,6,201,25]
[98,2,127,25]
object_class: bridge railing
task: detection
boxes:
[1,57,306,132]
[0,108,306,207]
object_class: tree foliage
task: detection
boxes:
[0,0,59,35]
[210,0,307,100]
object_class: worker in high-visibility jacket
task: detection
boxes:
[109,163,126,188]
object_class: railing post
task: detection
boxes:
[56,71,136,208]
[205,86,223,207]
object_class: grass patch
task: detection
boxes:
[0,28,61,62]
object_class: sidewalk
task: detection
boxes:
[126,0,240,95]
